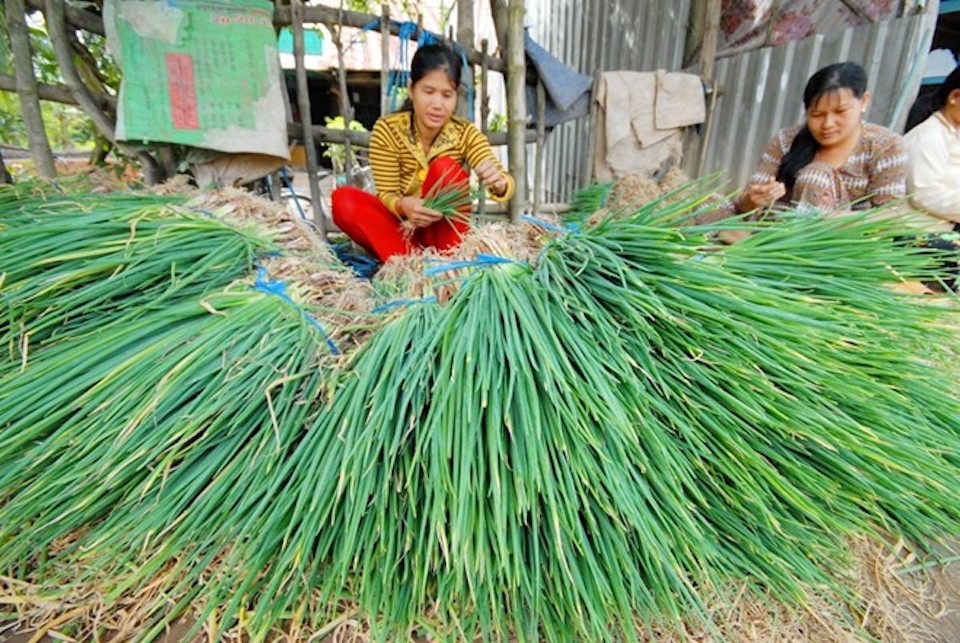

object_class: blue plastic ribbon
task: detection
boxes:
[332,242,380,280]
[371,295,438,314]
[522,214,570,234]
[280,166,308,221]
[254,266,340,356]
[422,253,521,276]
[599,183,613,207]
[186,207,217,219]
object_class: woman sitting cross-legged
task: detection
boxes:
[332,42,514,262]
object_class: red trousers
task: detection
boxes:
[332,157,471,262]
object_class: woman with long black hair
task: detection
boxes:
[731,61,907,215]
[331,42,514,262]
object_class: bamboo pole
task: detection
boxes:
[478,38,490,219]
[695,0,721,177]
[698,0,721,83]
[505,0,526,222]
[287,122,535,149]
[380,4,390,116]
[333,10,355,182]
[31,2,506,74]
[480,40,491,132]
[5,0,56,178]
[534,80,545,215]
[533,80,547,214]
[456,0,474,120]
[24,0,101,34]
[0,149,12,184]
[0,73,115,108]
[291,0,327,236]
[43,0,113,139]
[489,0,508,57]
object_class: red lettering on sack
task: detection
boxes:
[166,53,200,130]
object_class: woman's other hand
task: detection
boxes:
[474,159,508,197]
[739,178,787,212]
[397,196,443,228]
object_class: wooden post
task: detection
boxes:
[534,80,545,215]
[456,0,474,120]
[380,4,390,116]
[478,38,490,219]
[696,0,721,177]
[5,0,56,178]
[582,73,598,186]
[291,0,327,236]
[698,0,721,82]
[505,0,526,222]
[489,0,508,56]
[0,149,12,184]
[333,11,355,181]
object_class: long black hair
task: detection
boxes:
[935,65,960,110]
[776,62,868,190]
[905,65,960,133]
[399,42,462,113]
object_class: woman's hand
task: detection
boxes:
[739,178,787,212]
[474,159,508,197]
[397,196,443,228]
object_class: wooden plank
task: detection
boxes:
[291,0,327,236]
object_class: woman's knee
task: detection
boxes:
[331,186,373,226]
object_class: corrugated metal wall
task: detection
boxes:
[699,10,938,192]
[523,2,935,205]
[525,0,692,204]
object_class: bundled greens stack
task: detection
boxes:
[1,183,959,642]
[0,190,336,635]
[1,194,265,361]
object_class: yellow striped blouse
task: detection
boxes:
[368,111,515,216]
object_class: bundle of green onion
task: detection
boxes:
[421,170,479,227]
[564,180,613,223]
[538,201,960,597]
[1,199,271,361]
[182,202,959,640]
[0,286,335,638]
[1,183,959,642]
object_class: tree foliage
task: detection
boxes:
[1,4,101,150]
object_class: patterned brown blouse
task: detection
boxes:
[740,122,907,212]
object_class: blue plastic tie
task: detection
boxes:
[254,266,340,356]
[332,242,380,280]
[345,18,381,53]
[522,214,569,234]
[599,183,613,207]
[422,253,519,276]
[280,166,308,221]
[186,207,217,219]
[371,295,438,314]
